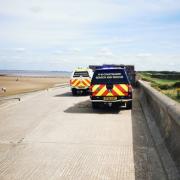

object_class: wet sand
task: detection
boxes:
[0,76,69,97]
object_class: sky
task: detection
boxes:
[0,0,180,71]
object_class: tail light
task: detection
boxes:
[128,84,132,93]
[70,80,72,85]
[89,85,92,92]
[89,85,93,95]
[128,84,132,97]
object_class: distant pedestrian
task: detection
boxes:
[2,87,6,92]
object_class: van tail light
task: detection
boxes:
[128,84,132,97]
[89,85,93,95]
[89,85,92,92]
[128,84,132,93]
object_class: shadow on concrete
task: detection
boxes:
[64,100,126,114]
[54,92,89,97]
[54,92,73,97]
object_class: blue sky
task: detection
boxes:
[0,0,180,71]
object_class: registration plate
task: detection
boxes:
[78,86,86,89]
[104,97,117,101]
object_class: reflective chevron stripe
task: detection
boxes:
[92,84,128,96]
[71,79,91,87]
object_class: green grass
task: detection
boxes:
[138,72,180,103]
[150,78,178,84]
[163,89,180,103]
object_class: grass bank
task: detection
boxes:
[138,72,180,103]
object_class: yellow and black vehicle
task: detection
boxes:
[90,67,132,109]
[70,68,93,95]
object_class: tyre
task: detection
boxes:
[72,89,77,96]
[126,101,132,109]
[85,89,90,95]
[82,90,88,95]
[112,102,121,109]
[92,102,99,109]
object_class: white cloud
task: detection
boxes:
[29,6,42,14]
[136,53,152,58]
[13,48,26,53]
[97,48,114,58]
[71,48,81,53]
[53,50,63,55]
[0,48,26,52]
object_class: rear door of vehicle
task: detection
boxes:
[91,69,130,98]
[71,71,91,88]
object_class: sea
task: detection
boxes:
[0,70,71,77]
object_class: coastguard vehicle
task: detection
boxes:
[90,67,132,109]
[70,68,93,95]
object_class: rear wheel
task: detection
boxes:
[112,102,121,109]
[126,101,132,109]
[72,89,77,96]
[82,90,88,95]
[85,89,90,95]
[92,102,99,109]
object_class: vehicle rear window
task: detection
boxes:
[73,71,89,77]
[92,69,129,84]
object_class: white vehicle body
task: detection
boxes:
[70,68,93,95]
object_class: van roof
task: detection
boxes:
[96,67,125,70]
[74,68,90,72]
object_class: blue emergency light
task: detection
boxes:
[98,65,125,70]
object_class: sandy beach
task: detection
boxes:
[0,76,69,97]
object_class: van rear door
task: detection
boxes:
[91,69,130,97]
